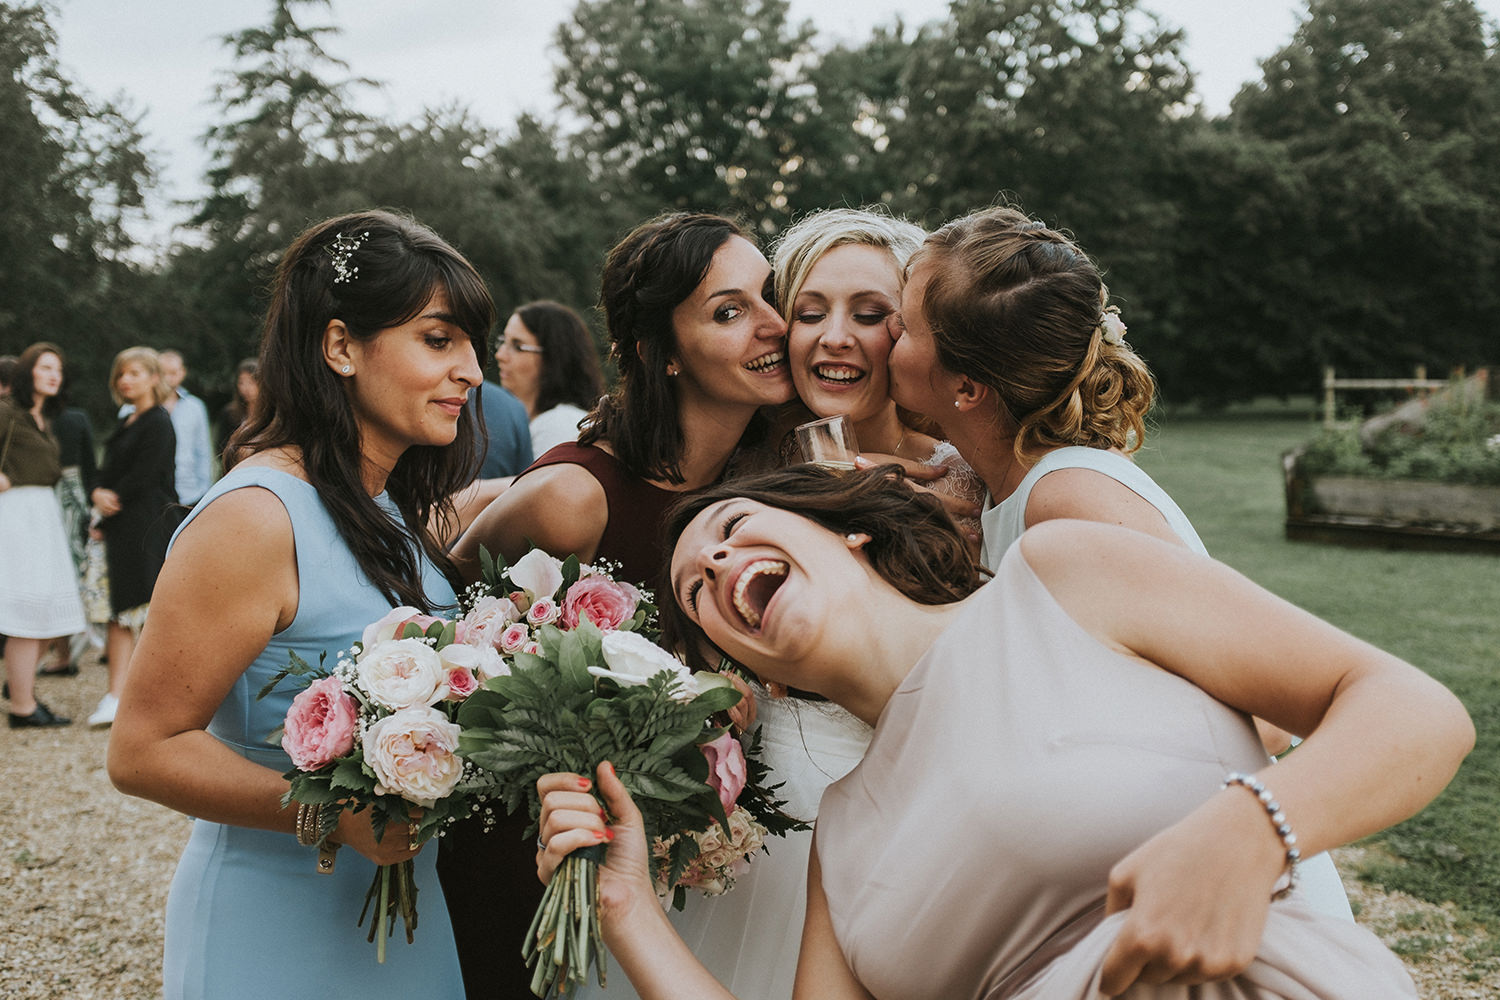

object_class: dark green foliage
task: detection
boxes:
[459,626,741,844]
[0,2,159,423]
[16,0,1500,416]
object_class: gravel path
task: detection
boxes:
[3,656,1494,998]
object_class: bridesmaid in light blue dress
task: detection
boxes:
[885,204,1354,922]
[107,211,491,998]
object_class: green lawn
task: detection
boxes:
[1136,401,1500,945]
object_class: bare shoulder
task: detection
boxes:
[171,486,293,563]
[1025,466,1180,545]
[161,486,297,629]
[455,463,609,566]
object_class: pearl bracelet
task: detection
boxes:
[1222,771,1301,900]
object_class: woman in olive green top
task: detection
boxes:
[0,342,88,726]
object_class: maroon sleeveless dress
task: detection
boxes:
[438,442,687,998]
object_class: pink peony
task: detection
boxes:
[561,576,642,631]
[455,595,519,649]
[700,731,748,815]
[363,706,463,808]
[282,675,359,770]
[444,666,479,701]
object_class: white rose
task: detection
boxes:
[508,549,564,600]
[690,670,734,694]
[438,640,508,682]
[363,706,463,808]
[360,605,425,649]
[591,630,695,696]
[726,807,765,855]
[356,638,449,710]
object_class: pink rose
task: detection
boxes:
[521,641,543,656]
[499,623,531,654]
[561,576,642,631]
[526,595,561,626]
[282,675,359,770]
[701,731,748,815]
[444,666,479,701]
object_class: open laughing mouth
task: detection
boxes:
[812,362,865,385]
[744,349,786,374]
[731,559,788,630]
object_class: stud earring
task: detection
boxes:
[667,365,680,377]
[341,365,352,375]
[846,533,859,542]
[953,400,961,408]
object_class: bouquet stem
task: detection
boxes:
[358,860,419,964]
[524,845,607,998]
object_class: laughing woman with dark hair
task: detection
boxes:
[107,210,487,998]
[537,465,1471,1000]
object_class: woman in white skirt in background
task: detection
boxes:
[0,342,87,727]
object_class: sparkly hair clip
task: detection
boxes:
[1097,305,1127,346]
[326,231,370,284]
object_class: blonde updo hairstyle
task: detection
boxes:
[772,206,926,321]
[909,206,1154,460]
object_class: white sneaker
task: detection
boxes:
[88,693,119,728]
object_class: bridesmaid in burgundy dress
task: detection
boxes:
[444,212,794,997]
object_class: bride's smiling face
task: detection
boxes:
[669,499,869,684]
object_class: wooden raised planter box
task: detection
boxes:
[1283,452,1500,553]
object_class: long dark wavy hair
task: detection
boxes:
[11,342,68,417]
[231,209,493,611]
[512,300,604,415]
[661,464,985,667]
[580,212,747,484]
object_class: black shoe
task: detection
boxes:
[38,661,80,677]
[8,701,72,728]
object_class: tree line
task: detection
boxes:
[3,0,1497,424]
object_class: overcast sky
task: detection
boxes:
[47,0,1500,246]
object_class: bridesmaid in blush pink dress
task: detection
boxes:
[535,466,1471,1000]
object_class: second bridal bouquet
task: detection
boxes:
[456,547,805,998]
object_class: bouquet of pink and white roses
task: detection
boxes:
[456,547,805,998]
[259,601,511,962]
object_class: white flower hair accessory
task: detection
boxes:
[326,231,370,284]
[1097,305,1127,346]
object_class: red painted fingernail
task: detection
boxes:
[599,808,607,818]
[604,762,616,777]
[577,777,592,790]
[593,829,607,841]
[604,829,615,842]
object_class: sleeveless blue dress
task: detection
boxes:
[163,467,464,998]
